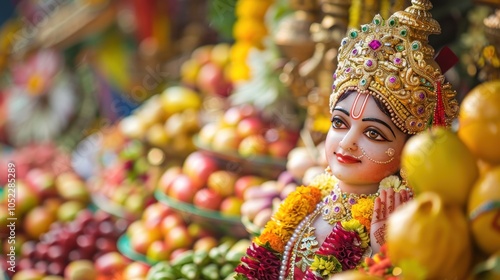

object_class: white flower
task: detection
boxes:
[379,175,405,191]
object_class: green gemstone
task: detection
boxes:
[400,29,407,37]
[350,31,358,38]
[361,25,368,32]
[374,18,381,25]
[412,42,419,50]
[360,79,367,86]
[421,78,426,83]
[396,45,404,51]
[389,19,396,26]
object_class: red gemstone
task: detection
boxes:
[368,40,382,50]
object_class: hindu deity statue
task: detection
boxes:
[234,0,459,279]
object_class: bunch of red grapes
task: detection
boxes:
[13,209,128,277]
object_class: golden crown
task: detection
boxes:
[329,0,459,134]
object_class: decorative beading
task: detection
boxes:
[330,0,459,134]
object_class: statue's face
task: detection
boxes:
[325,92,408,188]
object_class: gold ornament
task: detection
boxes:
[330,0,459,134]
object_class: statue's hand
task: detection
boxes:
[370,188,411,254]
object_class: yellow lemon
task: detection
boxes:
[160,86,201,116]
[401,127,479,206]
[458,80,500,165]
[468,166,500,255]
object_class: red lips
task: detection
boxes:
[335,153,361,164]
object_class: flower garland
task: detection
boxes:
[235,173,407,279]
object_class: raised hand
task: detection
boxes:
[370,188,411,253]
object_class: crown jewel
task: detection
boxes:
[330,0,459,134]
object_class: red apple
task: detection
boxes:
[211,127,240,153]
[219,196,244,216]
[234,175,267,199]
[197,122,220,147]
[196,62,232,97]
[193,236,218,252]
[15,180,40,216]
[268,140,295,158]
[157,165,182,194]
[94,252,130,276]
[238,135,268,157]
[123,261,151,280]
[187,222,215,239]
[222,105,259,127]
[130,226,161,255]
[146,240,171,263]
[25,168,56,199]
[167,174,200,203]
[164,225,193,252]
[236,117,265,138]
[182,152,219,188]
[193,188,223,211]
[207,170,238,197]
[23,206,56,239]
[142,202,173,229]
[160,213,185,236]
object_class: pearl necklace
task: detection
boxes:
[279,200,325,280]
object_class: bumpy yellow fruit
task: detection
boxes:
[468,166,500,255]
[459,80,500,165]
[386,192,472,279]
[401,127,479,206]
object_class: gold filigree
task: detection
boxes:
[330,0,459,134]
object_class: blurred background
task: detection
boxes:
[1,0,500,279]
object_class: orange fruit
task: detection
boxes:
[468,166,500,255]
[458,80,500,165]
[401,127,479,206]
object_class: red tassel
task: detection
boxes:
[433,81,446,126]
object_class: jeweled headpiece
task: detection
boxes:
[329,0,459,134]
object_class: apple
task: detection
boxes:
[146,240,171,263]
[94,252,130,276]
[127,220,145,237]
[130,225,161,255]
[167,174,200,203]
[211,43,231,67]
[193,188,223,211]
[25,168,56,198]
[124,192,147,216]
[193,236,218,252]
[182,151,219,188]
[207,170,238,197]
[222,105,258,127]
[181,58,202,86]
[123,261,151,280]
[12,269,44,280]
[238,135,268,157]
[187,222,215,239]
[196,62,233,97]
[268,139,295,158]
[55,173,89,204]
[160,86,201,116]
[57,200,86,222]
[15,180,40,216]
[43,197,63,217]
[160,213,185,236]
[64,260,97,280]
[236,117,266,138]
[157,165,183,194]
[212,127,241,153]
[24,206,56,239]
[234,175,267,199]
[142,202,173,229]
[198,122,220,147]
[164,224,193,252]
[219,196,244,216]
[191,45,213,65]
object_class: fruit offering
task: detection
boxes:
[123,202,219,264]
[146,237,251,280]
[12,209,128,278]
[119,86,202,156]
[88,139,156,219]
[196,104,299,160]
[180,43,233,98]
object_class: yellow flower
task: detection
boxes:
[233,18,268,47]
[379,175,406,191]
[309,172,338,197]
[310,255,342,275]
[227,61,251,82]
[236,0,273,19]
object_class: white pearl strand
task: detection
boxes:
[278,200,326,280]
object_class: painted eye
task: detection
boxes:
[365,129,386,141]
[331,118,345,129]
